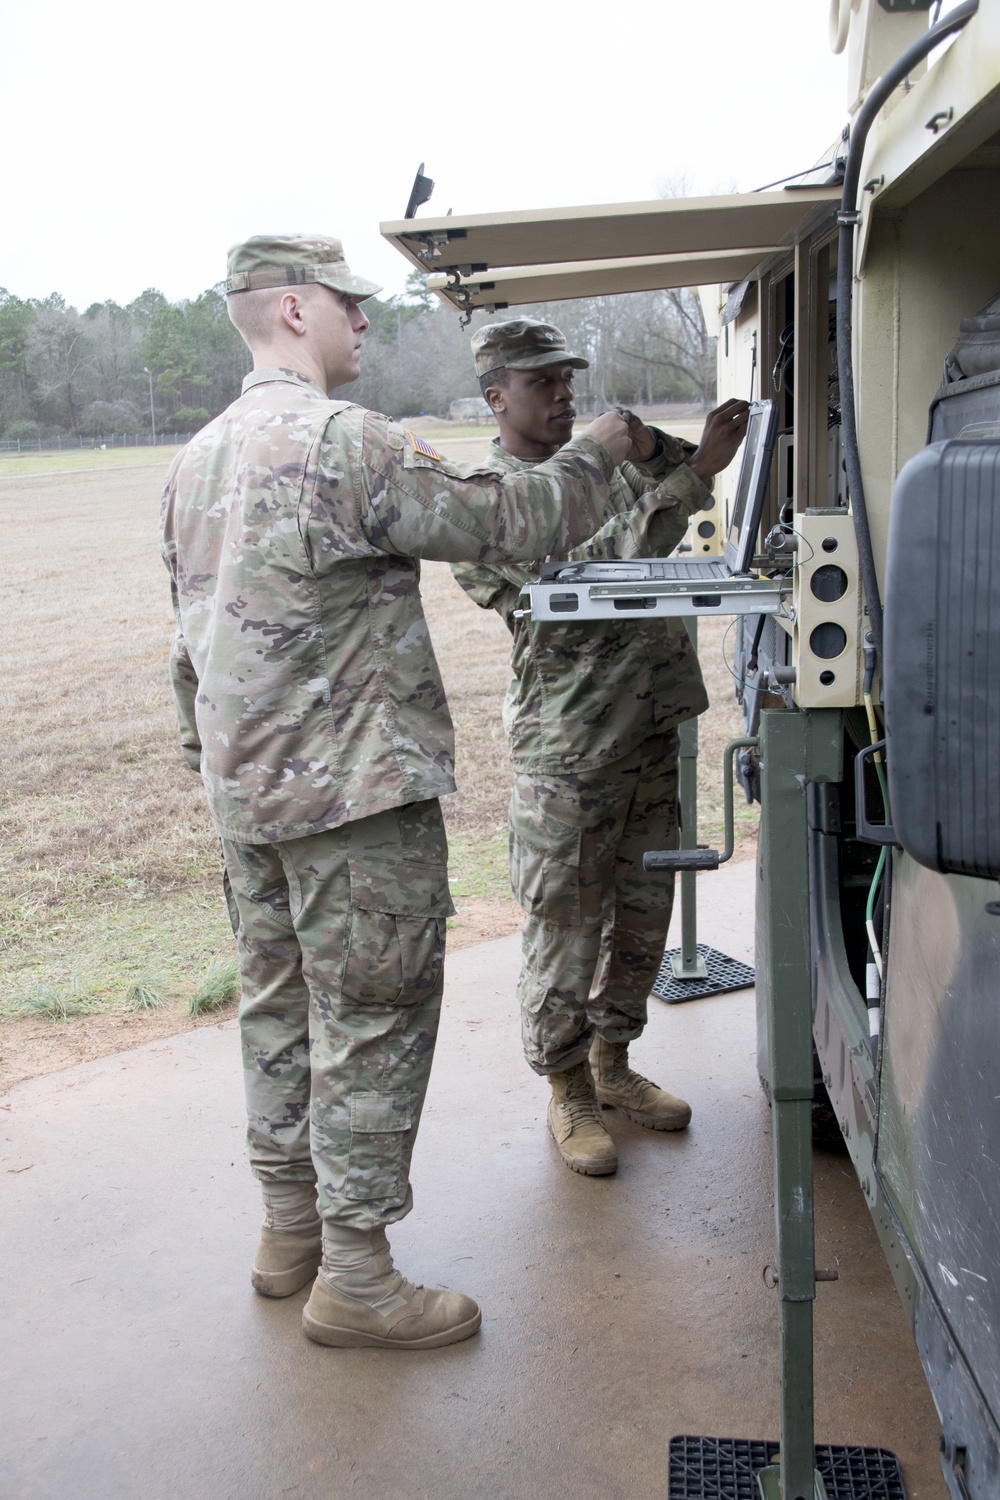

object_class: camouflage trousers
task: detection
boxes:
[221,800,454,1231]
[510,730,679,1075]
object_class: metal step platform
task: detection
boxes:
[667,1436,906,1499]
[652,943,755,1004]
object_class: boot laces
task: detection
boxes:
[562,1097,601,1130]
[559,1067,601,1129]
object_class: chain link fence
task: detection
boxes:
[0,433,194,455]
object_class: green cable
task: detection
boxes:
[866,845,886,929]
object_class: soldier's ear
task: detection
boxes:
[278,290,308,337]
[484,385,507,416]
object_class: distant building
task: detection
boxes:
[449,397,494,425]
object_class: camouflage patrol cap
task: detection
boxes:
[472,318,589,378]
[225,235,382,300]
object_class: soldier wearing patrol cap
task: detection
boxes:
[160,237,649,1350]
[453,317,749,1177]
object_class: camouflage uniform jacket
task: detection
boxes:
[160,368,620,844]
[451,434,710,772]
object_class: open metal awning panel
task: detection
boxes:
[381,185,839,312]
[424,247,776,313]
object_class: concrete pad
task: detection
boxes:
[0,862,945,1499]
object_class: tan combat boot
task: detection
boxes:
[547,1060,618,1175]
[303,1224,481,1350]
[251,1182,322,1298]
[590,1036,692,1131]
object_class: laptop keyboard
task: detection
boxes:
[542,557,735,585]
[649,558,731,581]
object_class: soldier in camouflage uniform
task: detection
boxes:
[452,319,749,1177]
[160,237,668,1349]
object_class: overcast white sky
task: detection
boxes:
[4,0,851,309]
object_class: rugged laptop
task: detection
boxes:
[523,398,784,621]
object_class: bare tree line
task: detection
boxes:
[503,287,716,409]
[0,287,250,442]
[0,274,714,442]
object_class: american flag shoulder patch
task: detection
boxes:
[406,431,443,461]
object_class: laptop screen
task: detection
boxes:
[724,399,779,575]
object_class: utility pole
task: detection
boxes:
[143,367,156,445]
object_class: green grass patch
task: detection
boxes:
[0,885,236,1020]
[13,969,107,1022]
[188,957,241,1016]
[446,833,513,904]
[125,973,166,1012]
[0,446,182,478]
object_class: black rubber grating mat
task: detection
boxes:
[651,945,755,1004]
[667,1436,907,1499]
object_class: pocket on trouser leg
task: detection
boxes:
[221,863,241,939]
[340,909,445,1008]
[344,1091,412,1201]
[225,840,297,930]
[341,833,451,1009]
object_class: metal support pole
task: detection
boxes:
[756,710,826,1500]
[143,366,156,446]
[670,618,708,980]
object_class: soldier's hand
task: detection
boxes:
[687,399,751,485]
[626,414,659,463]
[584,410,631,465]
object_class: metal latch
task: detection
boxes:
[854,739,896,846]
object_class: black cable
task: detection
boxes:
[747,613,767,676]
[836,0,978,669]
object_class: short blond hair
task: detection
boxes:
[227,283,326,350]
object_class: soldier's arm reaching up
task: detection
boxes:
[344,411,632,568]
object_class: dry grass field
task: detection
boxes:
[0,437,756,1089]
